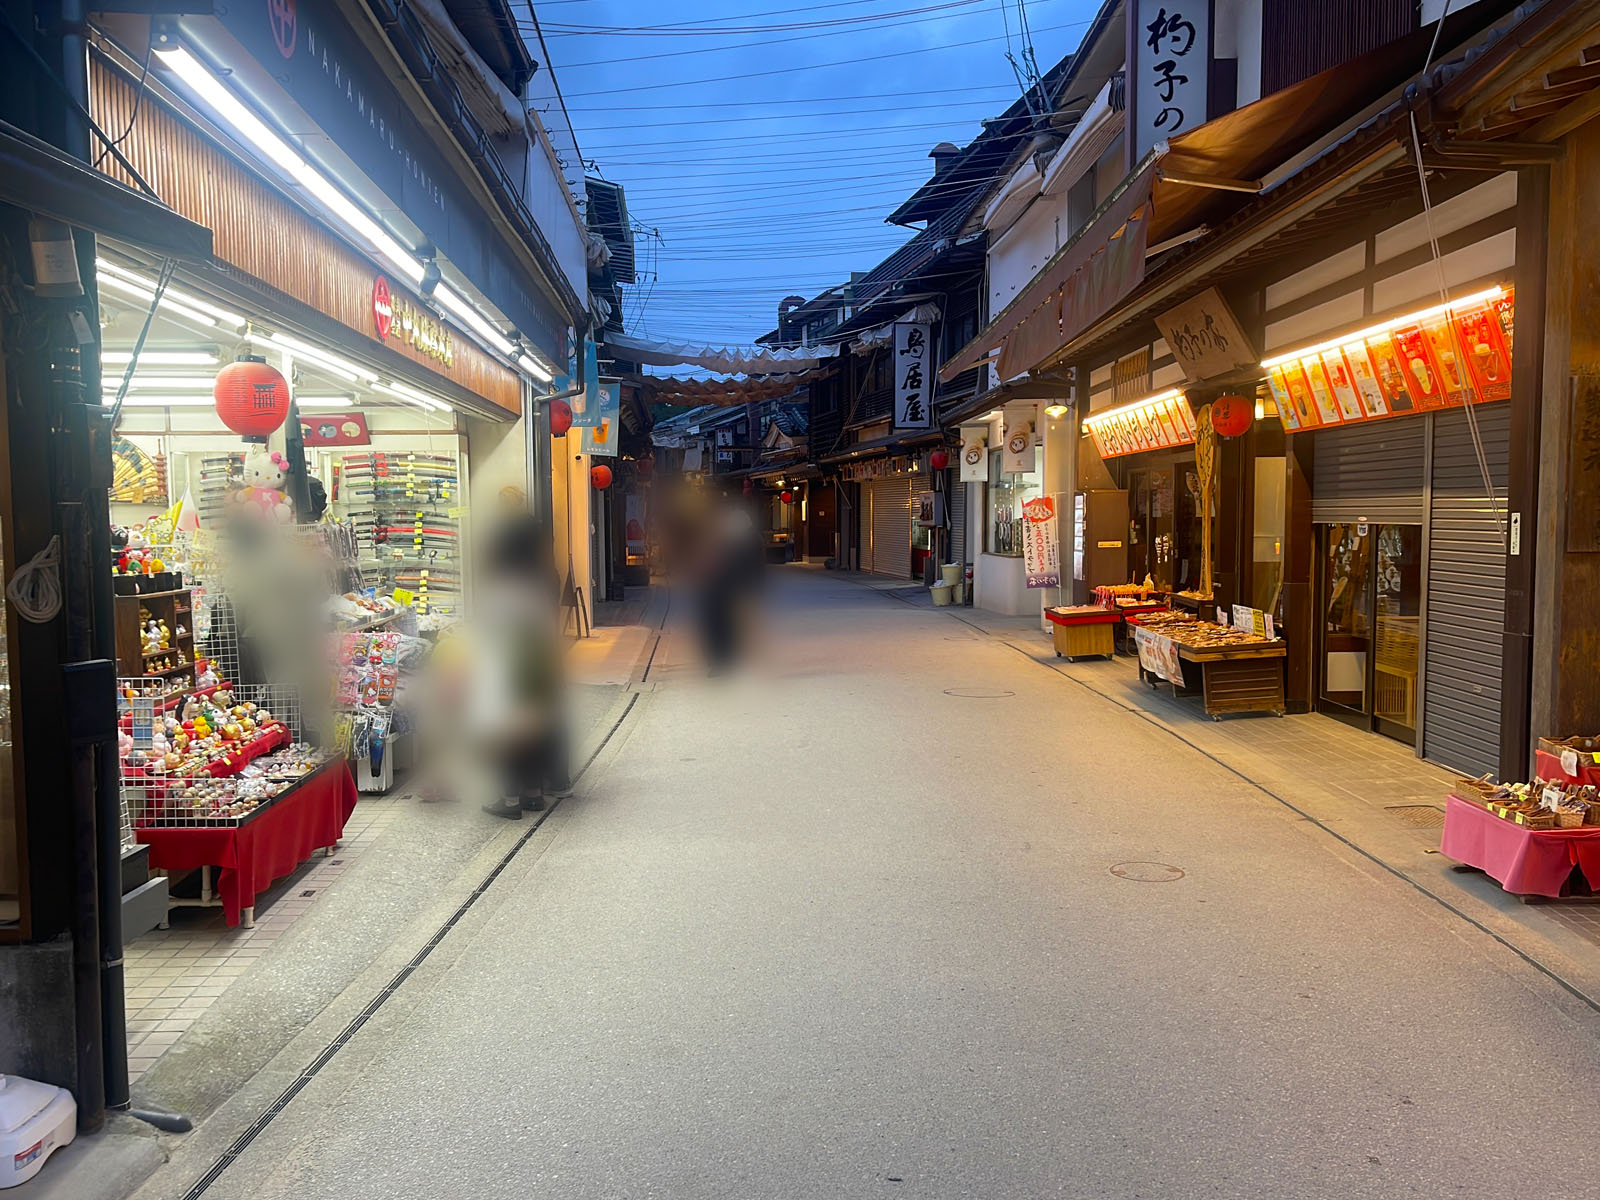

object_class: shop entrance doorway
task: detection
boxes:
[1316,522,1423,745]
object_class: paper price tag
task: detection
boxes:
[447,507,463,519]
[392,588,414,606]
[1561,748,1580,777]
[1542,784,1564,810]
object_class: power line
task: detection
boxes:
[551,1,992,67]
[517,3,584,166]
[546,0,987,38]
[554,84,1015,111]
[562,17,1087,96]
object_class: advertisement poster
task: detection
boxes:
[299,411,371,446]
[581,380,621,457]
[1134,626,1184,684]
[562,340,602,427]
[1021,496,1060,589]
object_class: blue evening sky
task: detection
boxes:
[523,1,1099,347]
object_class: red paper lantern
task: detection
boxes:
[634,456,652,480]
[929,449,951,471]
[549,398,574,437]
[1210,394,1253,438]
[590,463,613,490]
[213,358,290,441]
[780,489,794,504]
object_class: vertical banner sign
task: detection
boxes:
[570,340,601,428]
[893,322,932,429]
[582,380,621,457]
[1021,496,1061,589]
[959,428,989,483]
[1002,405,1035,474]
[1130,1,1211,162]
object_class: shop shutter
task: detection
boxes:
[1311,420,1426,524]
[948,474,967,566]
[866,475,913,578]
[1422,405,1511,778]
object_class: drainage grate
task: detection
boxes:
[1385,804,1446,829]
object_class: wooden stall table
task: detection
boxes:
[136,761,358,928]
[1440,794,1600,899]
[1177,640,1287,719]
[1134,625,1286,718]
[1045,605,1117,661]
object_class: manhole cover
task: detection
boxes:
[1110,861,1185,883]
[942,687,1015,698]
[1385,804,1446,829]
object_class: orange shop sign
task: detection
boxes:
[1263,286,1512,433]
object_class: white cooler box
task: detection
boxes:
[0,1075,75,1188]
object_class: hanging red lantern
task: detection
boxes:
[1210,394,1253,438]
[634,456,653,480]
[549,398,574,437]
[590,463,613,490]
[213,357,290,441]
[780,489,794,505]
[743,479,754,497]
[929,449,951,471]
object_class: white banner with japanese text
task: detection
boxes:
[1021,496,1061,589]
[1134,626,1185,684]
[893,322,933,430]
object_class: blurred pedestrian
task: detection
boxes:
[472,497,570,820]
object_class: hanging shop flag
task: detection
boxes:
[1021,495,1061,589]
[893,322,933,429]
[1002,404,1035,473]
[1154,288,1257,383]
[959,426,989,483]
[581,380,621,457]
[561,340,603,427]
[1130,0,1210,162]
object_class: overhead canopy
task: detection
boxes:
[939,20,1475,385]
[605,331,837,374]
[849,300,942,352]
[0,120,212,261]
[636,367,827,407]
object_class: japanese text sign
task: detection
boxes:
[893,322,933,430]
[1154,288,1257,383]
[1130,1,1211,162]
[1022,496,1061,589]
[581,380,621,457]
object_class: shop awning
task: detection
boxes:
[819,428,944,464]
[0,120,212,261]
[849,301,942,352]
[604,331,837,374]
[939,25,1469,386]
[636,367,827,407]
[939,375,1074,427]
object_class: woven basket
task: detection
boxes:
[1522,812,1559,831]
[1453,777,1497,805]
[1556,809,1588,829]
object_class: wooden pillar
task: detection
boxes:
[1282,429,1316,712]
[1500,165,1549,779]
[1534,114,1600,740]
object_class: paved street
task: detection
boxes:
[151,569,1600,1199]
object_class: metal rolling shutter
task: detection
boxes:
[1311,419,1426,523]
[1423,405,1511,777]
[866,475,913,578]
[948,475,968,566]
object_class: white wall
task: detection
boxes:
[1214,0,1264,106]
[989,197,1066,324]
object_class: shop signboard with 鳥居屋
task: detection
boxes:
[1022,495,1061,589]
[893,322,932,430]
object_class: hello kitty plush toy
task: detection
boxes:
[236,447,293,523]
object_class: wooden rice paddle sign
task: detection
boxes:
[1195,403,1217,599]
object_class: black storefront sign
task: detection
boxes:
[183,2,562,359]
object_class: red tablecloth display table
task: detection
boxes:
[1439,794,1600,898]
[136,762,358,927]
[1045,605,1117,660]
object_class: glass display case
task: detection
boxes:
[986,446,1041,556]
